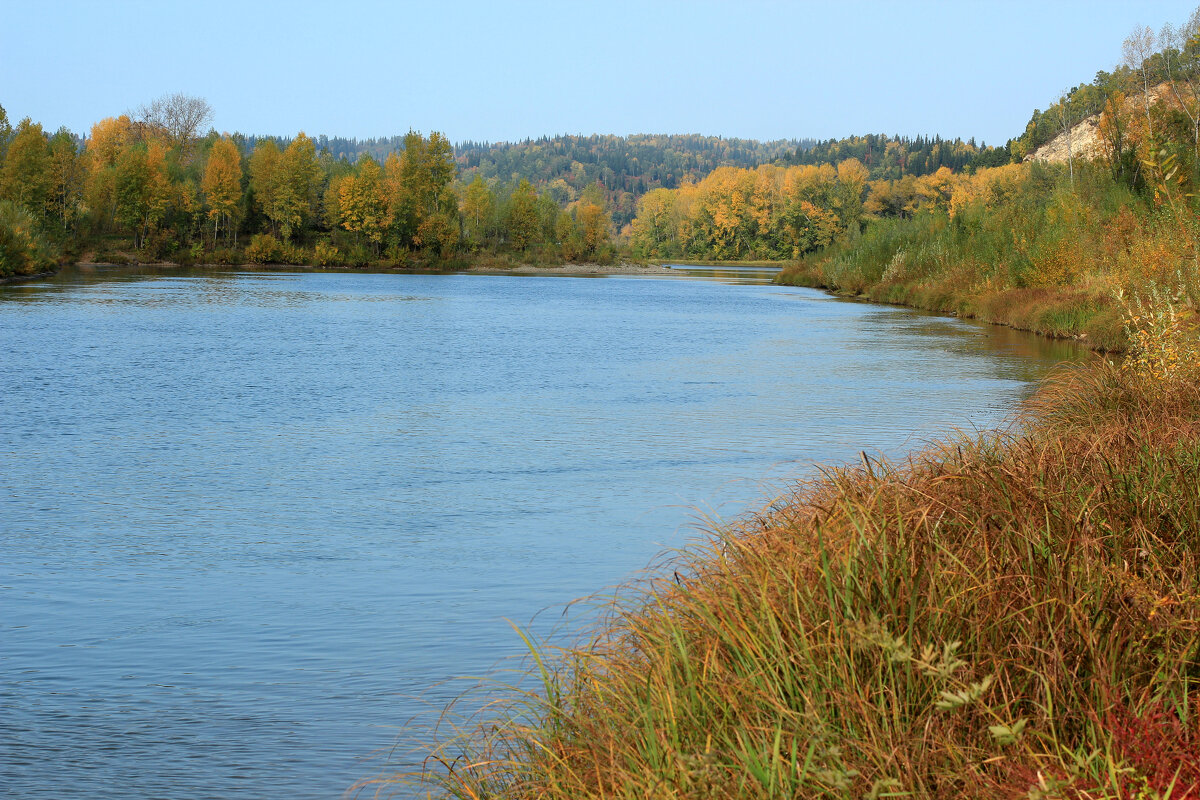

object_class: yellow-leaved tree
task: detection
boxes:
[338,156,386,251]
[201,137,242,247]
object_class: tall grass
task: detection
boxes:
[367,356,1200,800]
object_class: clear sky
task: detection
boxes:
[3,0,1198,146]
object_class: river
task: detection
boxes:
[0,265,1085,799]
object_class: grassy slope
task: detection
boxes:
[778,162,1200,354]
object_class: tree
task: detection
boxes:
[630,188,675,257]
[1123,25,1158,136]
[83,116,135,230]
[338,155,386,250]
[1159,16,1200,156]
[280,132,321,233]
[135,93,213,162]
[576,200,610,258]
[201,137,242,246]
[0,104,12,162]
[389,130,456,248]
[113,147,150,248]
[249,140,302,239]
[1,118,51,217]
[575,183,612,258]
[504,179,540,251]
[835,159,869,226]
[1056,88,1077,188]
[47,128,85,229]
[461,174,496,250]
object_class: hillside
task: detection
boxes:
[1025,82,1178,165]
[455,134,806,227]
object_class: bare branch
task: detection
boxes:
[135,92,213,160]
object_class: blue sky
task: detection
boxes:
[4,0,1198,145]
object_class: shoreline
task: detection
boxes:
[53,259,681,278]
[12,259,778,285]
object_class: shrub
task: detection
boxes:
[314,240,341,266]
[0,200,55,278]
[342,243,371,267]
[277,241,309,266]
[244,233,281,264]
[1118,278,1200,385]
[208,247,237,266]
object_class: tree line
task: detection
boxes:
[0,95,627,277]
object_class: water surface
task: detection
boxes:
[0,267,1085,798]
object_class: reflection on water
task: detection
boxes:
[0,267,1088,799]
[662,263,783,284]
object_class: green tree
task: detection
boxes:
[834,158,869,231]
[2,118,51,217]
[504,179,540,251]
[461,174,495,249]
[630,188,676,257]
[280,132,321,234]
[249,140,303,239]
[47,128,85,229]
[389,131,456,249]
[0,104,13,162]
[113,142,171,249]
[0,199,54,277]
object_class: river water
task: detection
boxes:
[0,266,1085,799]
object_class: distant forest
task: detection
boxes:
[784,134,1011,178]
[243,133,808,228]
[244,132,1006,229]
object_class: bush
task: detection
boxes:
[277,241,309,266]
[244,233,281,264]
[140,229,176,262]
[342,243,371,267]
[91,250,132,266]
[207,247,237,266]
[314,240,341,266]
[0,200,56,278]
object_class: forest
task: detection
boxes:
[0,102,631,277]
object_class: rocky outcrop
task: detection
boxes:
[1025,82,1183,165]
[1026,115,1104,164]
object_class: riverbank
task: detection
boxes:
[55,258,676,280]
[777,263,1127,353]
[390,353,1200,800]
